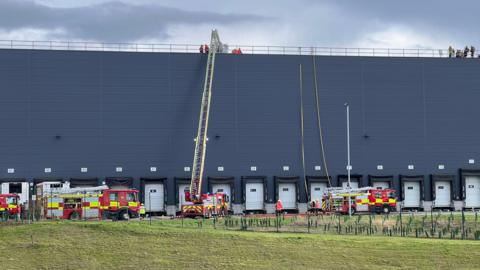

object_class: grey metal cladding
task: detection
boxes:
[0,49,479,202]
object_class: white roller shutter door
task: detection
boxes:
[434,181,451,207]
[403,181,421,208]
[372,181,390,190]
[465,177,480,208]
[245,182,264,210]
[144,183,165,212]
[278,183,296,209]
[310,182,327,201]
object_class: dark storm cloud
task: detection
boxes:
[0,0,267,41]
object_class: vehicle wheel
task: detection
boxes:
[383,206,390,214]
[120,211,130,221]
[129,211,139,219]
[69,212,80,220]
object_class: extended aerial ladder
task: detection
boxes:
[189,30,223,202]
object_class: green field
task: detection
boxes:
[0,221,479,270]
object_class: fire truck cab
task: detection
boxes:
[0,194,20,219]
[100,189,140,220]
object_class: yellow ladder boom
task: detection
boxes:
[190,30,223,200]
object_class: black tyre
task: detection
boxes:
[69,212,80,220]
[119,211,130,221]
[383,206,390,214]
[129,211,139,219]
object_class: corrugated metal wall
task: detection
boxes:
[0,49,479,205]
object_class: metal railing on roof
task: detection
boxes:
[0,39,476,58]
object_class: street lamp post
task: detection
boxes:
[149,189,152,226]
[345,103,352,217]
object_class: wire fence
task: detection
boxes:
[0,39,475,58]
[176,211,480,240]
[2,210,479,240]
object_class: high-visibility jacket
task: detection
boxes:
[139,205,146,215]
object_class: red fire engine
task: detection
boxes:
[321,187,397,214]
[182,191,228,218]
[43,186,140,220]
[0,194,20,219]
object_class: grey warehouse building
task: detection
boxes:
[0,48,480,215]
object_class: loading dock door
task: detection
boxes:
[465,176,480,208]
[372,181,390,190]
[310,182,327,201]
[1,183,7,194]
[2,182,29,205]
[144,183,165,212]
[110,185,128,190]
[70,183,97,188]
[434,181,451,208]
[278,183,296,209]
[342,181,358,189]
[403,181,421,208]
[178,184,190,211]
[245,182,264,210]
[212,183,231,209]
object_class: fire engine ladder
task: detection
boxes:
[58,186,109,195]
[190,30,223,201]
[325,186,374,197]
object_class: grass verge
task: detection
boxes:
[0,221,479,270]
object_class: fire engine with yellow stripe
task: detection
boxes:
[182,191,228,218]
[321,186,397,214]
[42,186,140,220]
[0,194,20,219]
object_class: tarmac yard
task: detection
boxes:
[0,221,479,270]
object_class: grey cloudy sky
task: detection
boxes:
[0,0,478,49]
